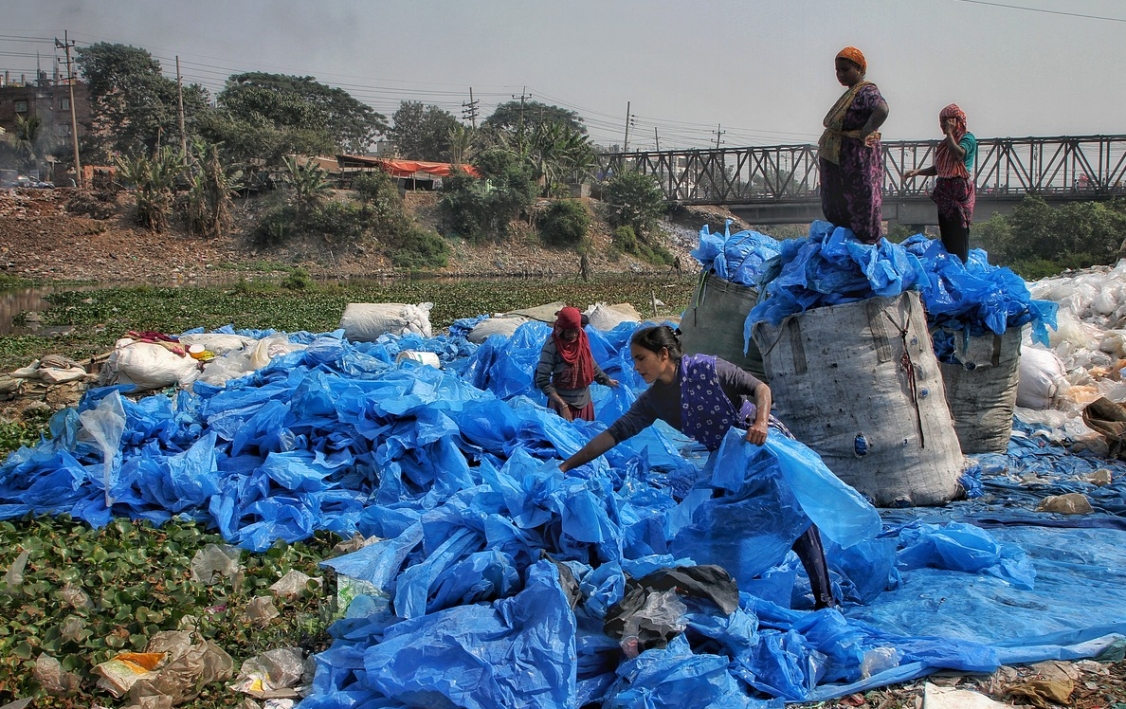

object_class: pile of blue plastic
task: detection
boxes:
[3,319,1126,708]
[691,221,1058,358]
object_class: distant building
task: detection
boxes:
[0,69,92,178]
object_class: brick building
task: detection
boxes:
[0,70,92,180]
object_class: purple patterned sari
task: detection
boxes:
[679,355,792,450]
[819,83,885,243]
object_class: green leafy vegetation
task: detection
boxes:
[603,170,667,238]
[0,516,336,708]
[439,148,537,242]
[539,199,590,247]
[974,196,1126,278]
[115,147,185,232]
[76,43,210,163]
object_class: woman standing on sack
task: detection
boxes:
[559,325,839,609]
[904,103,978,262]
[818,46,890,244]
[536,306,619,422]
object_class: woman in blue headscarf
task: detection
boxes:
[560,325,837,609]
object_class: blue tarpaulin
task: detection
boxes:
[687,222,1059,357]
[3,317,1126,708]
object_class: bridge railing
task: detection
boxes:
[593,135,1126,205]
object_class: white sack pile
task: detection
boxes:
[1020,260,1126,447]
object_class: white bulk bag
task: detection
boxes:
[468,316,530,344]
[109,342,200,390]
[584,302,641,331]
[1017,346,1069,410]
[340,302,433,341]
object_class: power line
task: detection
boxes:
[949,0,1126,23]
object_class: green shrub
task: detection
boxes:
[973,196,1126,274]
[610,224,673,266]
[389,226,450,271]
[352,171,402,222]
[254,205,298,246]
[303,201,367,245]
[540,199,590,247]
[281,267,315,290]
[612,225,638,253]
[439,149,537,243]
[604,170,666,237]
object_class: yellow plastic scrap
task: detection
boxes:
[92,651,168,697]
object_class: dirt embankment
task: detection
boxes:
[0,188,746,284]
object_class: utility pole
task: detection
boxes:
[461,87,479,128]
[654,127,660,152]
[515,87,529,154]
[176,56,187,159]
[714,124,725,150]
[623,102,631,152]
[54,31,82,189]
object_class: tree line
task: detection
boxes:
[19,42,673,273]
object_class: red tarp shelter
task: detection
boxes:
[337,155,481,179]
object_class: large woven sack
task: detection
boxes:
[753,292,965,507]
[340,302,433,341]
[468,316,530,344]
[937,328,1021,454]
[584,302,641,331]
[681,272,766,380]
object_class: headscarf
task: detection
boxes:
[836,46,867,74]
[551,306,594,390]
[935,103,970,179]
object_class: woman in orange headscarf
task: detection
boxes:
[904,104,978,262]
[818,46,890,244]
[535,306,619,421]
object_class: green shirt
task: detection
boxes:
[959,133,977,171]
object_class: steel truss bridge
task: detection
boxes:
[593,135,1126,225]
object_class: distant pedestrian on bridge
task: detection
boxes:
[904,104,978,262]
[818,46,889,244]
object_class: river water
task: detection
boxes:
[0,285,61,336]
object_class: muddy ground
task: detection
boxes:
[0,188,741,284]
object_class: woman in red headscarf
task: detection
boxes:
[818,46,890,244]
[535,306,619,421]
[904,104,978,262]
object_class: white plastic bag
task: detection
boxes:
[1017,346,1069,410]
[109,342,200,389]
[178,333,257,355]
[340,302,433,341]
[78,391,126,506]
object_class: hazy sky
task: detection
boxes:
[3,0,1123,150]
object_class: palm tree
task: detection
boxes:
[448,124,479,166]
[115,146,184,232]
[185,140,239,237]
[283,156,332,218]
[12,114,43,171]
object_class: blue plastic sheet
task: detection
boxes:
[690,220,782,286]
[4,321,1126,707]
[687,221,1061,356]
